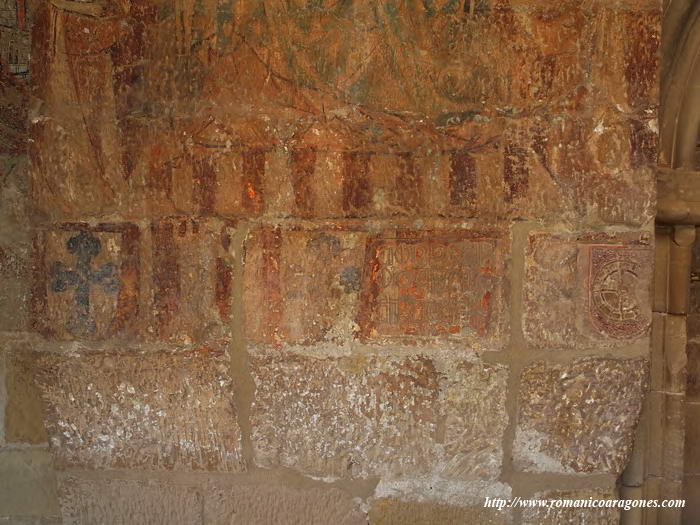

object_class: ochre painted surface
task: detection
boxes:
[0,0,659,522]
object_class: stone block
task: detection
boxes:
[250,351,508,480]
[31,219,238,344]
[521,489,619,525]
[523,231,653,349]
[147,217,237,342]
[0,449,59,518]
[0,164,30,331]
[0,147,30,333]
[689,314,700,343]
[31,223,140,340]
[369,497,511,525]
[658,480,684,524]
[357,229,507,348]
[685,403,700,475]
[655,228,671,314]
[585,238,654,338]
[683,476,700,525]
[204,482,366,525]
[659,315,687,394]
[5,351,48,444]
[662,392,686,482]
[645,391,685,482]
[245,225,509,349]
[374,478,511,509]
[0,242,29,331]
[645,391,664,478]
[688,343,700,401]
[642,477,661,523]
[0,351,4,444]
[584,243,653,339]
[244,226,366,347]
[35,348,244,471]
[650,313,666,391]
[514,358,647,475]
[58,477,202,525]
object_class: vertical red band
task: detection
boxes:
[151,220,179,338]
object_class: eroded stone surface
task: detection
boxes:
[370,497,512,525]
[374,478,511,508]
[59,477,202,525]
[205,483,366,525]
[0,152,30,332]
[523,231,652,349]
[521,489,619,525]
[36,348,244,471]
[514,358,648,474]
[251,351,508,480]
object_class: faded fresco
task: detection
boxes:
[0,0,661,523]
[29,0,657,223]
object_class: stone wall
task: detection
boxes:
[0,0,659,523]
[684,240,700,521]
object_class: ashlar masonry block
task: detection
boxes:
[36,348,244,472]
[523,231,652,350]
[514,358,647,475]
[250,351,508,480]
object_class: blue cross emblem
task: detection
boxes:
[50,231,121,336]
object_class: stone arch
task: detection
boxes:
[645,2,700,524]
[660,0,700,169]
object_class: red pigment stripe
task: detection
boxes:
[215,228,233,319]
[356,234,383,341]
[342,151,371,216]
[193,156,217,214]
[215,258,232,320]
[147,144,173,196]
[242,150,265,215]
[17,0,26,30]
[110,223,140,335]
[291,147,316,217]
[396,152,420,214]
[151,220,180,337]
[449,151,476,207]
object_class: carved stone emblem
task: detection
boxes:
[588,246,650,339]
